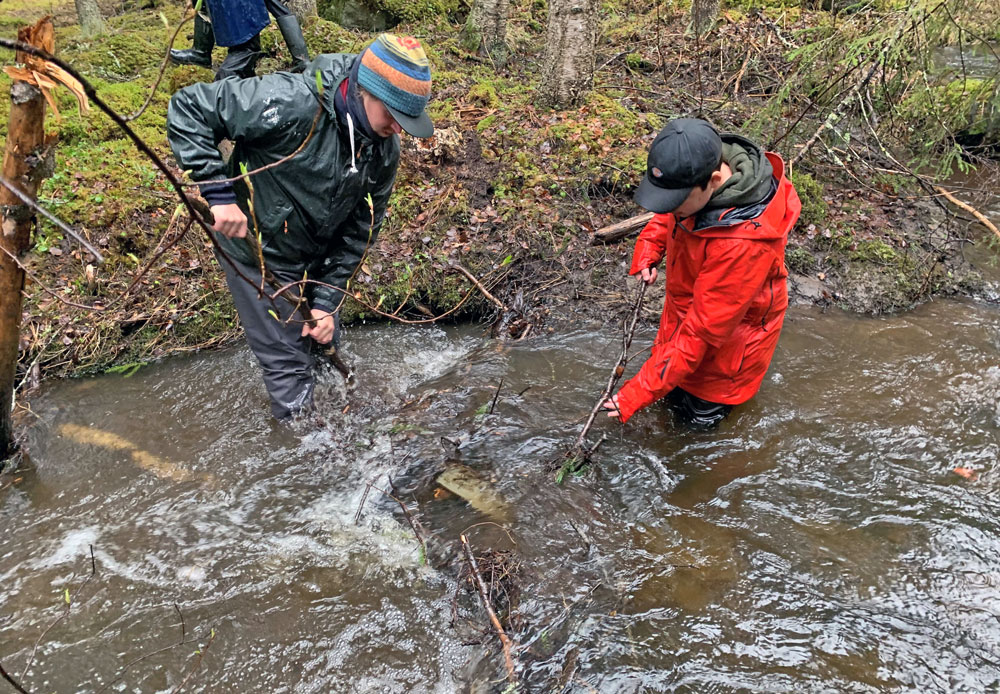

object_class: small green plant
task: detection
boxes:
[555,455,589,484]
[104,361,145,377]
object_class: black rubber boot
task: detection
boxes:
[276,15,310,73]
[169,13,214,69]
[215,34,262,80]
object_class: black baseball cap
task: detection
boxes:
[634,118,723,214]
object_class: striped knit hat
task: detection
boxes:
[357,34,433,138]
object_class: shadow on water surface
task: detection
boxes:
[1,299,1000,692]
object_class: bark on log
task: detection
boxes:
[591,212,653,244]
[0,61,47,460]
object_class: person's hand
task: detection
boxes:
[210,203,248,239]
[639,266,658,285]
[302,308,336,344]
[602,394,624,421]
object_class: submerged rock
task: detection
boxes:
[435,464,511,521]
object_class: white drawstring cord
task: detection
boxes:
[346,112,359,174]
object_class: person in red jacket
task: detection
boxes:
[603,118,801,426]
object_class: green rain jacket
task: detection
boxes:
[166,53,399,313]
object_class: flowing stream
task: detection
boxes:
[2,296,1000,693]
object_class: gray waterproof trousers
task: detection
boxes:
[219,253,339,419]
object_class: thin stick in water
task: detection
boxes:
[572,281,648,454]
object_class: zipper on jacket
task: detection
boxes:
[659,357,672,381]
[668,321,680,342]
[761,278,774,331]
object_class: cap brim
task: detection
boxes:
[385,105,434,139]
[634,175,691,214]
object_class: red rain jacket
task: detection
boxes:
[615,152,801,423]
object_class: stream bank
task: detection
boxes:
[0,0,996,391]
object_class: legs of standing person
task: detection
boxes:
[266,0,311,72]
[263,0,291,17]
[215,34,262,80]
[665,387,734,427]
[169,5,214,68]
[217,253,316,419]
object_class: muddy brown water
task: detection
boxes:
[2,297,1000,693]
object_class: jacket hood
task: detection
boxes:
[302,53,356,117]
[687,152,792,241]
[709,133,774,210]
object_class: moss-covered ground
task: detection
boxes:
[0,0,996,390]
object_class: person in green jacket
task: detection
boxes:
[167,34,434,419]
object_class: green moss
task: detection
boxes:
[604,7,660,43]
[70,32,166,82]
[896,77,1000,161]
[37,134,166,247]
[850,239,898,265]
[785,245,815,275]
[371,0,458,24]
[624,52,644,70]
[301,16,359,54]
[468,82,500,108]
[476,114,498,134]
[168,65,211,93]
[789,171,828,228]
[427,100,456,127]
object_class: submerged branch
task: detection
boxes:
[22,546,98,681]
[0,664,30,694]
[460,534,518,686]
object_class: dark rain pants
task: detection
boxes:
[218,253,339,419]
[665,387,734,428]
[215,34,261,80]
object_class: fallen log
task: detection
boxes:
[591,212,653,244]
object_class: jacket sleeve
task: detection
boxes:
[615,238,776,422]
[311,138,400,313]
[629,213,675,275]
[166,73,314,190]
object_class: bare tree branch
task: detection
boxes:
[0,174,103,262]
[124,11,195,122]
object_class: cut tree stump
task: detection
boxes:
[0,19,53,460]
